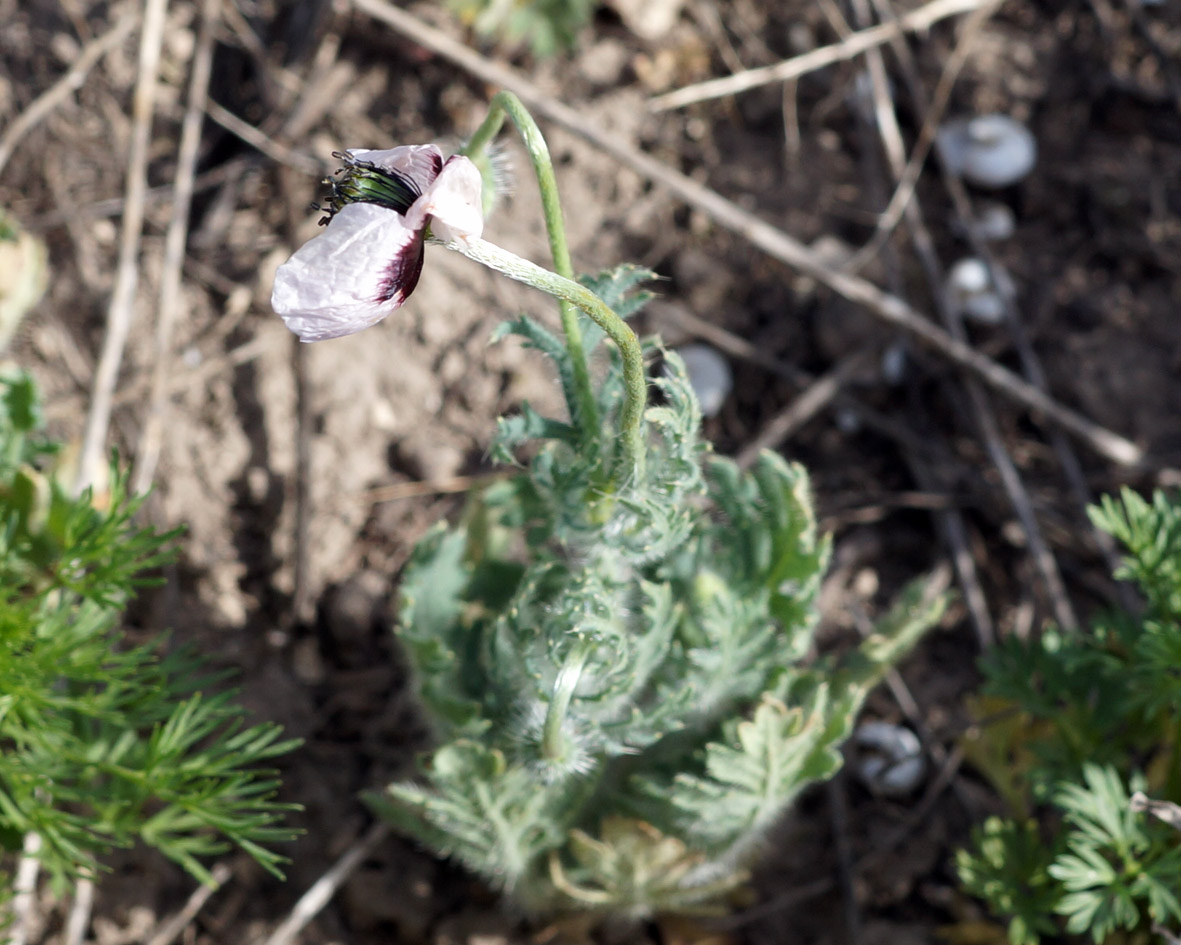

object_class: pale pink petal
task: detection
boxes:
[346,145,444,196]
[271,202,425,342]
[409,154,484,244]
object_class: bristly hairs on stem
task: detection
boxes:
[461,92,604,462]
[442,235,647,485]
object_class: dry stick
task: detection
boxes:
[291,327,313,625]
[75,0,171,494]
[204,99,325,175]
[970,389,1079,631]
[257,822,390,945]
[862,0,1020,642]
[63,877,95,945]
[859,0,1072,633]
[781,78,802,171]
[841,0,1002,277]
[817,0,856,40]
[908,453,995,647]
[350,0,1142,469]
[0,11,138,177]
[144,861,233,945]
[868,0,936,109]
[649,0,987,111]
[689,0,747,75]
[133,0,221,494]
[846,0,1061,637]
[8,830,43,945]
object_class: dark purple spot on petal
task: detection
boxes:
[375,234,426,305]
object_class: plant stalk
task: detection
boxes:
[444,236,646,483]
[462,92,599,442]
[542,637,592,764]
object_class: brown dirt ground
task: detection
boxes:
[2,0,1180,942]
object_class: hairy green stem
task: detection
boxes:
[462,92,599,441]
[542,637,592,764]
[445,236,646,483]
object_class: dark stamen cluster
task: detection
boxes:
[312,151,423,226]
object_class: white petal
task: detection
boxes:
[346,144,443,195]
[271,202,424,342]
[411,155,484,244]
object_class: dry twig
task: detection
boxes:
[144,862,233,945]
[204,100,324,175]
[255,822,390,945]
[63,877,95,945]
[75,0,171,494]
[843,0,1001,274]
[649,0,987,111]
[8,831,43,945]
[133,0,221,494]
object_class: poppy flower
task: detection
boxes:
[272,145,483,342]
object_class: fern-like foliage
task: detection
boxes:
[959,489,1181,943]
[1050,765,1181,940]
[370,267,945,917]
[0,370,299,886]
[957,818,1061,945]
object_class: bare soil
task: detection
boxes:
[2,0,1180,942]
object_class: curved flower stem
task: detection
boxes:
[542,637,592,765]
[462,92,599,443]
[445,237,646,484]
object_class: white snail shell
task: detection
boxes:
[946,257,1014,325]
[854,721,926,797]
[936,114,1037,188]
